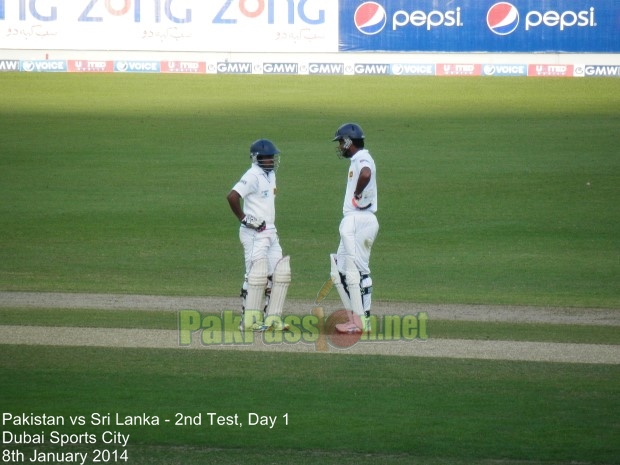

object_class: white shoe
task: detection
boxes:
[240,321,270,331]
[335,321,362,334]
[251,322,270,332]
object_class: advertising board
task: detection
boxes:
[339,0,619,52]
[0,0,338,53]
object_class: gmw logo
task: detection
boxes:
[487,2,596,35]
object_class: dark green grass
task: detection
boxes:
[1,307,619,344]
[1,74,619,307]
[1,345,618,465]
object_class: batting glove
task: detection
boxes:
[242,215,266,232]
[352,192,372,210]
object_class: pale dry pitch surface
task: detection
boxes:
[1,292,618,364]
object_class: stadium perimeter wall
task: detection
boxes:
[1,51,619,77]
[1,0,619,76]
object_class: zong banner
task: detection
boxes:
[0,0,338,53]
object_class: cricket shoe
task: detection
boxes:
[335,321,362,334]
[239,321,270,332]
[266,318,290,331]
[361,315,371,334]
[251,322,271,332]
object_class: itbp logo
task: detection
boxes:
[354,2,387,35]
[487,2,520,35]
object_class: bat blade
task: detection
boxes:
[314,278,333,305]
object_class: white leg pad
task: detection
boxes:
[245,257,268,312]
[330,254,352,311]
[361,275,373,312]
[345,257,364,317]
[266,255,291,317]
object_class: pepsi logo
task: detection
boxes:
[487,2,520,35]
[354,2,387,35]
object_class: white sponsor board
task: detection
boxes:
[0,0,338,52]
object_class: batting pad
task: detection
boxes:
[245,257,268,313]
[345,256,364,317]
[266,255,291,317]
[330,254,352,311]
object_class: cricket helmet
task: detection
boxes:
[250,139,281,173]
[332,123,365,158]
[332,123,365,142]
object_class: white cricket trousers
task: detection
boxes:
[336,213,379,276]
[239,227,282,279]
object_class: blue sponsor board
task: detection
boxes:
[21,60,67,72]
[114,61,160,73]
[391,63,435,75]
[339,0,619,52]
[482,64,528,76]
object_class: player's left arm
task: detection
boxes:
[354,167,372,198]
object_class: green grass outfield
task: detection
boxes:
[0,73,618,307]
[1,345,618,465]
[1,74,619,464]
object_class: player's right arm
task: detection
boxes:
[227,189,245,222]
[227,184,266,232]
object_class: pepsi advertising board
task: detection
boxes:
[339,0,620,52]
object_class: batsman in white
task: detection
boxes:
[226,139,291,332]
[331,123,379,334]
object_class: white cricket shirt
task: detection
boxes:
[343,149,378,216]
[232,164,277,229]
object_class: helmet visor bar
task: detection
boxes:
[252,153,280,173]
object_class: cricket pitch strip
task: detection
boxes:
[0,292,618,364]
